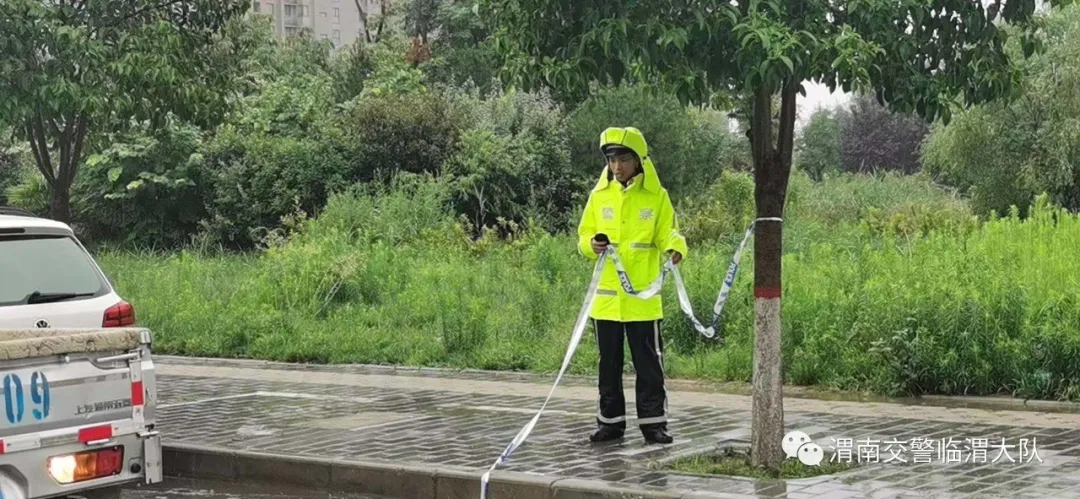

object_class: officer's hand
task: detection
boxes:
[591,238,608,255]
[671,251,682,265]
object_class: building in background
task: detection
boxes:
[251,0,384,49]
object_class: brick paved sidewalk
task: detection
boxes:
[153,356,1080,499]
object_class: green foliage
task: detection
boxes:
[445,88,578,233]
[75,121,208,248]
[247,21,335,82]
[0,0,252,128]
[0,0,255,221]
[678,170,755,246]
[232,73,339,137]
[329,42,375,103]
[418,0,501,95]
[358,35,429,98]
[201,129,352,248]
[343,90,464,182]
[0,140,23,206]
[667,446,858,479]
[403,0,441,42]
[478,0,1063,119]
[922,5,1080,218]
[4,167,49,214]
[796,108,842,181]
[196,58,354,247]
[784,171,970,232]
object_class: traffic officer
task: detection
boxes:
[576,127,687,444]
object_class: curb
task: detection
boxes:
[155,355,1080,415]
[162,443,701,499]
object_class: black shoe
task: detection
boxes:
[643,427,673,444]
[590,427,624,443]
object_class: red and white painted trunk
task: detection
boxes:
[751,290,785,467]
[747,80,797,469]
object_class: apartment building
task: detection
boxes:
[252,0,383,49]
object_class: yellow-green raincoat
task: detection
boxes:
[576,127,688,322]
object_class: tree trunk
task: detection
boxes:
[355,0,371,43]
[49,183,72,224]
[748,80,797,470]
[25,112,86,224]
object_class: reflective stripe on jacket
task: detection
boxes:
[576,127,688,322]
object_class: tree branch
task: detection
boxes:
[92,0,184,39]
[48,117,63,138]
[24,121,45,178]
[66,113,90,187]
[374,0,389,42]
[751,84,774,169]
[777,77,798,168]
[120,0,185,25]
[26,117,57,187]
[57,117,72,183]
[356,0,372,43]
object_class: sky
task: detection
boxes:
[725,80,852,134]
[796,80,851,130]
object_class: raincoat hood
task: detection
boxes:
[594,127,661,194]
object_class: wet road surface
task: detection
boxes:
[122,478,390,499]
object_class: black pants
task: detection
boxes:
[594,319,668,432]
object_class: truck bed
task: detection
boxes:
[0,328,144,360]
[0,327,160,499]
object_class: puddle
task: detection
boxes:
[235,424,279,437]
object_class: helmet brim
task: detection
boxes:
[602,144,634,157]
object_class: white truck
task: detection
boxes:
[0,209,163,498]
[0,328,162,499]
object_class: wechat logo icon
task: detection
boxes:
[783,430,823,466]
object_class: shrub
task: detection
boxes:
[4,167,49,215]
[445,88,580,233]
[74,121,209,249]
[342,91,464,183]
[197,70,356,248]
[921,5,1080,217]
[920,106,1036,218]
[678,170,756,247]
[201,128,352,248]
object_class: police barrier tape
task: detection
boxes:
[479,217,783,498]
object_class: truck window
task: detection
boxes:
[0,235,108,307]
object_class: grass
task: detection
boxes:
[95,171,1080,401]
[666,446,860,479]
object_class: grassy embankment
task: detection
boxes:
[97,172,1080,401]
